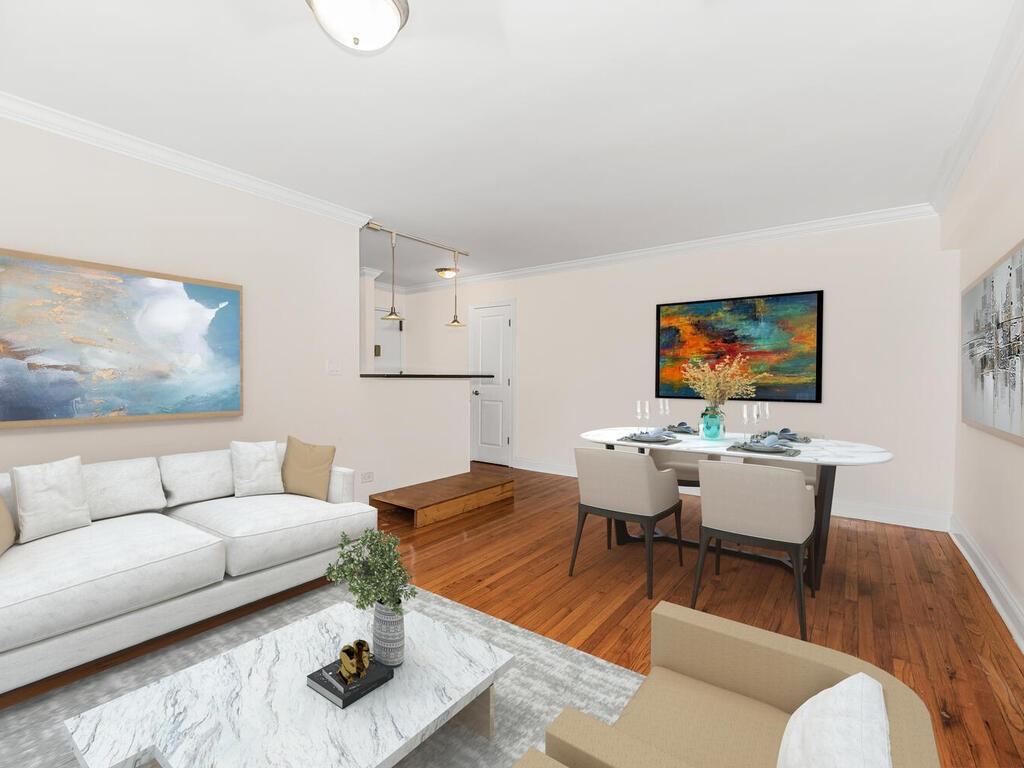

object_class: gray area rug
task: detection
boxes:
[0,588,642,767]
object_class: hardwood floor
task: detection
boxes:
[381,465,1024,768]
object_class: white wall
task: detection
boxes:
[403,216,959,529]
[942,58,1024,645]
[0,118,470,499]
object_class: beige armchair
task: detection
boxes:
[572,448,683,599]
[513,602,940,768]
[692,459,815,639]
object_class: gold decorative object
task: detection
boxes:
[354,639,372,678]
[338,644,359,684]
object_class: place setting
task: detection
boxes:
[727,427,814,457]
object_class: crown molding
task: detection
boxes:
[930,4,1024,211]
[0,90,372,228]
[401,203,936,293]
[360,267,383,280]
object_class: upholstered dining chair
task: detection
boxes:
[691,460,815,639]
[572,448,683,599]
[742,431,825,494]
[649,449,709,487]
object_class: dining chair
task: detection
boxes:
[572,448,683,599]
[690,460,815,640]
[743,431,824,493]
[649,449,709,487]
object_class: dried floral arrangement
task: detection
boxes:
[679,354,760,410]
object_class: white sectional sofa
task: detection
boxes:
[0,444,376,694]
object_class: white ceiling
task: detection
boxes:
[0,1,1017,286]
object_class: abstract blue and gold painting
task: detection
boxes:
[0,249,241,427]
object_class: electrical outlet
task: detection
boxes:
[360,471,374,484]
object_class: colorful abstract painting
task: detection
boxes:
[657,290,823,402]
[0,249,241,427]
[961,241,1024,442]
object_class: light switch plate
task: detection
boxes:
[327,358,343,375]
[360,471,374,484]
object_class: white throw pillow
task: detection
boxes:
[11,456,92,543]
[230,441,284,498]
[777,672,892,768]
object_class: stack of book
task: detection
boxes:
[306,658,394,709]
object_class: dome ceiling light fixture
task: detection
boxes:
[306,0,410,53]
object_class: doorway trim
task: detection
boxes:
[469,299,516,466]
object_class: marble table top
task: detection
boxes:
[580,427,893,466]
[65,601,514,768]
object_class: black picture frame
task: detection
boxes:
[655,289,823,404]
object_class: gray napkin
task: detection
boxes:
[728,442,801,457]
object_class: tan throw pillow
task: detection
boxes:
[0,497,14,556]
[282,436,336,501]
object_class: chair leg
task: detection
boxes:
[714,537,722,575]
[606,517,612,550]
[791,543,808,641]
[690,527,710,609]
[807,537,816,598]
[643,519,655,599]
[568,509,587,577]
[674,507,684,566]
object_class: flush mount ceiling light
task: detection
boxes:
[306,0,410,52]
[434,264,459,279]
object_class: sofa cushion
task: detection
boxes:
[84,457,167,520]
[12,456,92,543]
[230,441,284,497]
[168,495,376,576]
[158,449,234,506]
[614,665,789,768]
[0,513,225,653]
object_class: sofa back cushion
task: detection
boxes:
[0,474,16,536]
[158,449,234,507]
[84,457,167,520]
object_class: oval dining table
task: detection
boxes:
[579,428,893,589]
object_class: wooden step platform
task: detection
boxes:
[369,466,514,528]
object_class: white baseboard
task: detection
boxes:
[511,457,576,477]
[949,515,1024,653]
[830,500,950,532]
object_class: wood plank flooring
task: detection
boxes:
[381,465,1024,768]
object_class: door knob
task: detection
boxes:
[472,390,480,395]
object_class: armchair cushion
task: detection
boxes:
[615,665,788,768]
[545,708,687,768]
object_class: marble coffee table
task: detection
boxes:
[65,601,513,768]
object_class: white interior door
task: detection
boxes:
[470,302,514,465]
[374,309,403,372]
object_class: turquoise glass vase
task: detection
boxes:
[701,407,724,440]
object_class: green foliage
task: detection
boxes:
[325,529,416,613]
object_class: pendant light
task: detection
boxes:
[445,251,465,328]
[382,231,403,321]
[306,0,410,53]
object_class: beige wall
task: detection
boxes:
[404,217,959,528]
[0,119,470,500]
[942,59,1024,636]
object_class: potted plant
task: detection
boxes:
[679,354,760,439]
[326,529,416,666]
